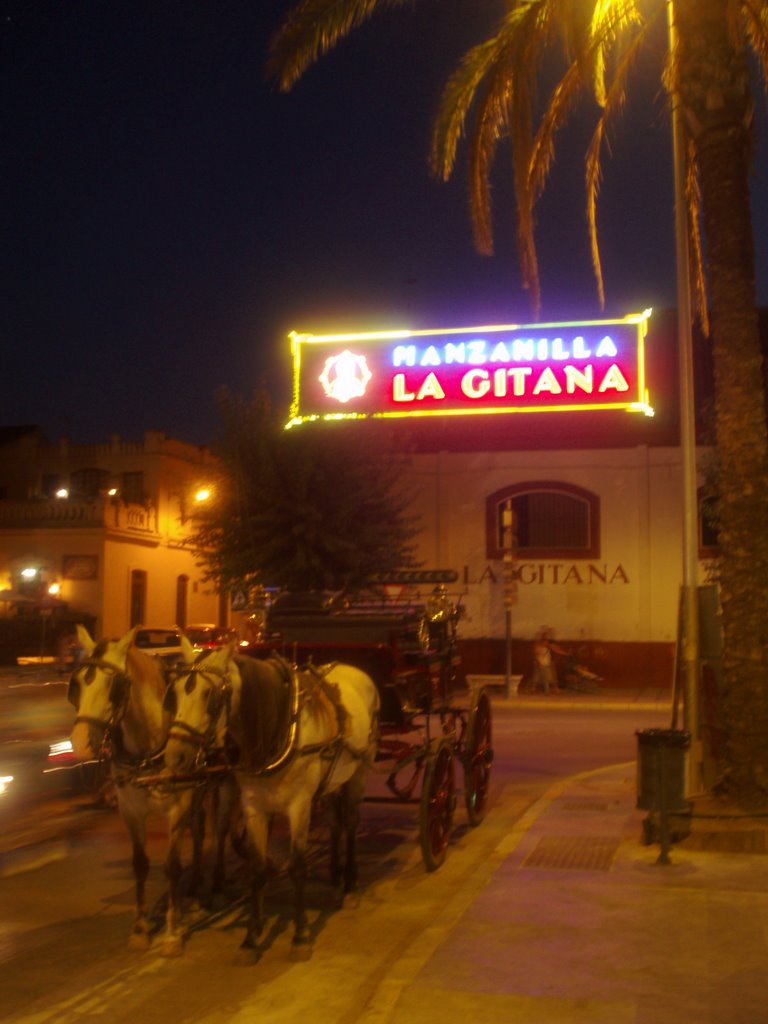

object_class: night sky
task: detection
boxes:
[3,1,768,447]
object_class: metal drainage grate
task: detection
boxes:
[523,836,620,871]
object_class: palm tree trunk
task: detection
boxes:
[676,0,768,805]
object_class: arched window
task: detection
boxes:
[486,481,600,560]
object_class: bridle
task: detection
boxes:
[69,656,131,736]
[165,660,233,759]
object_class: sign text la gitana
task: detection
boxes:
[287,310,653,426]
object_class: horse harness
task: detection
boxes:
[169,655,370,796]
[250,660,373,799]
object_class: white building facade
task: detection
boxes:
[0,428,223,660]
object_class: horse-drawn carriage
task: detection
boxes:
[249,576,494,872]
[67,573,493,953]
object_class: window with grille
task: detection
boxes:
[176,575,189,630]
[41,473,61,498]
[130,570,147,627]
[70,468,110,499]
[486,482,600,559]
[122,472,145,505]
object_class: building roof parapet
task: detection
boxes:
[3,429,210,462]
[0,498,159,535]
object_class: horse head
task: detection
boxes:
[164,638,240,774]
[68,624,139,761]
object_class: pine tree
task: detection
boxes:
[191,388,421,595]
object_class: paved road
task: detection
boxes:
[0,696,671,1024]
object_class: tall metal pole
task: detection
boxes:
[502,500,517,698]
[668,0,702,791]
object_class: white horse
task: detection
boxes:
[68,625,238,955]
[164,640,380,951]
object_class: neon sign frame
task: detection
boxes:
[287,310,653,426]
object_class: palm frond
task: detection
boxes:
[528,62,583,207]
[266,0,412,91]
[431,4,542,183]
[431,38,505,184]
[555,0,596,64]
[432,0,554,307]
[509,61,541,308]
[531,0,623,179]
[685,139,710,335]
[663,12,710,331]
[584,20,651,307]
[466,97,505,256]
[589,0,643,106]
[741,0,768,91]
[585,124,607,308]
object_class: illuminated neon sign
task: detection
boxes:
[287,310,653,425]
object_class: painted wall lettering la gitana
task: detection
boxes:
[463,563,631,585]
[287,311,653,425]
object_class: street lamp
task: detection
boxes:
[667,0,702,791]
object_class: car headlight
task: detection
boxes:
[48,739,75,759]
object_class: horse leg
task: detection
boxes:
[186,789,206,903]
[127,836,151,950]
[328,792,343,891]
[241,802,269,950]
[288,800,312,946]
[212,777,237,899]
[161,798,192,957]
[117,791,152,951]
[342,796,360,895]
[340,764,369,895]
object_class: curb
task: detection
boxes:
[356,760,635,1024]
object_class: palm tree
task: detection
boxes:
[267,0,768,806]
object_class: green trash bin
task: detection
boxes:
[636,728,691,813]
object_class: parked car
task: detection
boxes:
[184,624,239,650]
[133,627,183,665]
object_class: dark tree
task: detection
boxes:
[191,388,421,595]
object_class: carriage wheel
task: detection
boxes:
[464,687,493,826]
[419,740,456,871]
